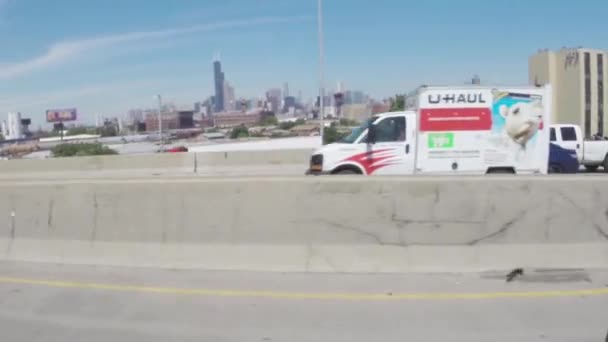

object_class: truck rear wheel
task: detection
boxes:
[585,165,599,172]
[486,167,516,174]
[603,156,608,172]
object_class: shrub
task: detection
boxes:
[323,126,348,145]
[230,125,249,139]
[51,143,118,157]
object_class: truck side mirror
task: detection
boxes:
[367,125,376,144]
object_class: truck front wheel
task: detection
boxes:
[335,169,360,175]
[332,166,363,175]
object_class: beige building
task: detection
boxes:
[341,104,371,122]
[529,48,607,137]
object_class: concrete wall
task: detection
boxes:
[0,149,313,175]
[194,149,312,168]
[1,176,607,272]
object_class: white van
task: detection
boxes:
[307,85,552,175]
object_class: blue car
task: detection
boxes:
[549,143,579,173]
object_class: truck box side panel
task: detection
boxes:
[415,86,551,174]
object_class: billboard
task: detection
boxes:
[46,108,77,122]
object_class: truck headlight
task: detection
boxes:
[310,154,323,171]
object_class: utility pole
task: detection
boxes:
[157,94,163,152]
[317,0,325,144]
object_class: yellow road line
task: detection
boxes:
[0,276,607,301]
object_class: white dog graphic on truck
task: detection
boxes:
[499,100,543,150]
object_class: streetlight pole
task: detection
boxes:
[317,0,325,144]
[157,94,163,152]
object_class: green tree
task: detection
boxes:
[279,118,307,130]
[279,121,296,130]
[323,125,348,145]
[390,94,405,112]
[339,118,359,126]
[230,125,249,139]
[96,125,118,137]
[51,143,118,157]
[66,126,92,136]
[259,115,278,126]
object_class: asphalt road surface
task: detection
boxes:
[0,262,607,342]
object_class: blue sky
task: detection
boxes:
[0,0,607,125]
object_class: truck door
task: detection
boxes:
[556,126,583,161]
[368,116,415,175]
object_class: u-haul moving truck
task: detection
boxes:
[307,85,552,175]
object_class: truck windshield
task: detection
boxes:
[341,118,374,144]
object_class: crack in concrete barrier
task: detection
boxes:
[296,219,405,247]
[305,243,339,272]
[90,193,98,243]
[392,218,482,225]
[556,190,608,240]
[305,242,312,272]
[6,210,16,256]
[322,220,395,246]
[47,199,54,231]
[467,211,526,246]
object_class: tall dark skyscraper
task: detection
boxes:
[213,55,225,113]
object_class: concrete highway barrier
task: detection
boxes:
[194,149,313,167]
[0,149,313,175]
[1,176,607,272]
[0,153,194,173]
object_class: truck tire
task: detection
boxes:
[335,169,359,175]
[585,165,599,172]
[603,156,608,172]
[486,167,516,174]
[549,164,563,173]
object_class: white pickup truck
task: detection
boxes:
[550,124,608,171]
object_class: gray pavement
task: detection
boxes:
[0,261,607,341]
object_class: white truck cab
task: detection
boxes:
[307,85,552,176]
[550,124,608,171]
[308,111,418,175]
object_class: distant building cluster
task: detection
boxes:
[1,112,31,140]
[145,110,195,131]
[9,47,608,142]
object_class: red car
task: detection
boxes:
[164,146,188,153]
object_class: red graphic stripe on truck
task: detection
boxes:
[342,149,398,175]
[420,108,492,131]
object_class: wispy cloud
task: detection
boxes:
[0,15,310,80]
[0,80,151,109]
[0,74,204,110]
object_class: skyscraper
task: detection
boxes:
[223,80,235,111]
[283,82,289,98]
[213,54,225,113]
[266,88,282,113]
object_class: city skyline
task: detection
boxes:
[1,0,608,124]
